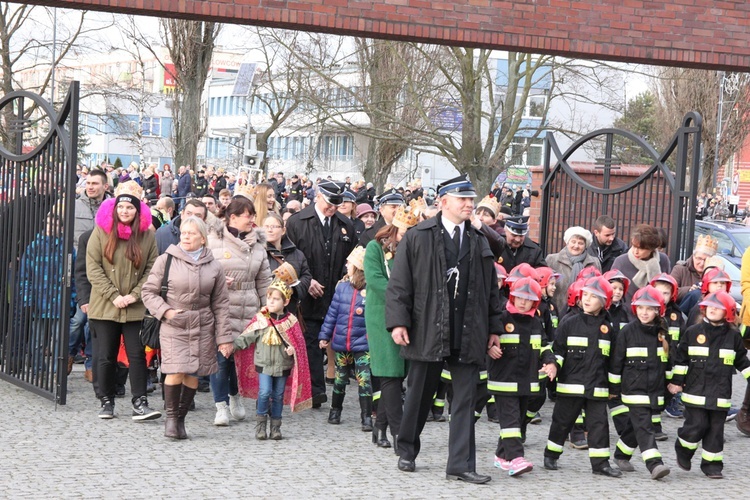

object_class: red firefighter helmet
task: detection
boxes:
[631,285,666,317]
[505,263,540,285]
[494,262,508,280]
[576,265,602,282]
[699,291,736,323]
[649,273,679,304]
[603,269,631,297]
[700,268,732,295]
[509,277,543,310]
[567,279,586,308]
[581,276,614,310]
[536,267,562,288]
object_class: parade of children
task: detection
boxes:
[45,168,750,490]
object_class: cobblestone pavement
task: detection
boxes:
[2,366,750,499]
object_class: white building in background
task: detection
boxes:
[18,46,245,169]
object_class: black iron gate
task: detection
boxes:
[0,82,78,404]
[540,112,702,265]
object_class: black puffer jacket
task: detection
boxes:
[386,214,503,366]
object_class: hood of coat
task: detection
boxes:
[206,211,267,248]
[165,243,215,265]
[95,197,152,239]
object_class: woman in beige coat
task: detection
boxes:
[142,217,233,439]
[545,226,601,313]
[207,196,273,426]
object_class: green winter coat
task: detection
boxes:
[364,239,406,377]
[86,226,158,323]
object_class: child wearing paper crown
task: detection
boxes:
[488,277,557,477]
[669,291,750,479]
[233,278,312,440]
[318,246,372,430]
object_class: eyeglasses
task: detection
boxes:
[264,225,283,230]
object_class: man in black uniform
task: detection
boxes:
[388,175,503,484]
[192,170,208,198]
[357,188,404,249]
[498,219,546,270]
[587,215,628,272]
[285,180,356,407]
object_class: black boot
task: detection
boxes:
[360,396,373,432]
[177,385,197,440]
[737,382,750,436]
[163,384,181,439]
[377,428,392,448]
[328,392,344,424]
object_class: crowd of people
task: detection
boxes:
[21,160,750,484]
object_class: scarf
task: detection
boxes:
[563,247,588,285]
[627,247,663,288]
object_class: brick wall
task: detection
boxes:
[33,0,750,71]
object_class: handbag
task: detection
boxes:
[140,254,174,349]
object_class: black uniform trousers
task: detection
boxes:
[675,406,727,475]
[614,405,664,472]
[526,379,547,416]
[607,396,631,436]
[303,319,326,397]
[495,395,530,460]
[377,376,404,437]
[398,358,479,474]
[545,396,611,468]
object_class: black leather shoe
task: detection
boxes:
[312,393,327,409]
[446,472,491,484]
[592,465,622,478]
[543,457,558,470]
[676,453,691,471]
[397,458,415,472]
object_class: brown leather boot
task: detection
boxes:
[163,384,181,439]
[177,385,197,440]
[84,369,93,383]
[737,382,750,436]
[67,356,74,375]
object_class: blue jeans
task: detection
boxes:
[257,373,287,419]
[68,305,92,369]
[210,352,238,404]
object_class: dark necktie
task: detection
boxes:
[323,217,331,240]
[453,226,461,250]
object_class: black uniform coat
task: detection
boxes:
[285,204,356,322]
[385,213,503,366]
[588,237,628,273]
[497,236,546,270]
[671,321,750,410]
[553,310,613,400]
[609,319,671,409]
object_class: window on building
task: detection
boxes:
[509,137,544,166]
[141,117,162,137]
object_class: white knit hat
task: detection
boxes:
[563,226,593,248]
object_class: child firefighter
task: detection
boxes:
[669,291,750,479]
[544,276,621,477]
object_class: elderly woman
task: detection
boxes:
[207,196,272,426]
[611,224,671,301]
[670,234,718,301]
[545,226,601,312]
[142,217,233,439]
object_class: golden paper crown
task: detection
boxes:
[409,197,428,216]
[115,180,144,200]
[233,183,255,200]
[694,234,719,257]
[347,246,367,270]
[273,262,299,287]
[268,278,293,300]
[476,195,500,217]
[392,205,420,230]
